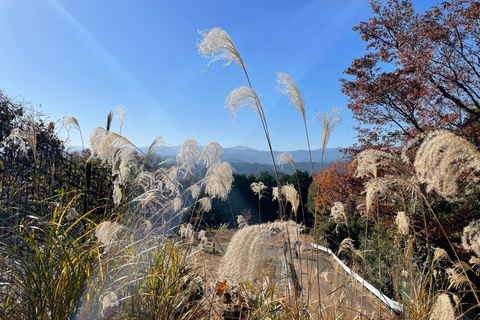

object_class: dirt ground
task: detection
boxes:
[196,228,398,319]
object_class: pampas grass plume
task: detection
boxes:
[429,293,455,320]
[276,72,305,121]
[197,27,246,73]
[414,130,480,201]
[461,219,480,257]
[395,211,410,236]
[225,86,262,123]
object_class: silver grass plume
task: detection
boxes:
[62,114,84,149]
[7,119,37,160]
[163,165,182,196]
[251,181,267,199]
[237,215,248,229]
[100,291,119,318]
[433,247,451,264]
[225,86,262,124]
[461,219,480,257]
[356,149,412,180]
[172,196,183,212]
[113,180,122,205]
[218,221,301,286]
[144,134,166,163]
[198,196,212,213]
[330,202,347,224]
[313,107,342,172]
[429,293,455,320]
[62,114,82,132]
[337,237,355,256]
[356,149,418,215]
[363,178,389,216]
[197,27,246,74]
[272,184,299,216]
[395,211,410,236]
[414,130,480,201]
[95,221,125,252]
[131,189,166,211]
[277,152,295,170]
[276,72,305,121]
[446,264,470,291]
[134,171,157,191]
[338,237,363,260]
[205,162,234,200]
[176,138,200,176]
[114,105,126,133]
[179,223,194,242]
[186,183,201,199]
[199,141,224,168]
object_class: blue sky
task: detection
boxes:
[0,0,437,151]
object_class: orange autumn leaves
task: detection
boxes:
[313,160,362,214]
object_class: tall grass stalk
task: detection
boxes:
[198,27,285,220]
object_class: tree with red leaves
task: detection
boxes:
[341,0,480,147]
[313,160,362,215]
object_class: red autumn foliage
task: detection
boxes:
[341,0,480,148]
[313,160,363,214]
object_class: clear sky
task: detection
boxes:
[0,0,438,151]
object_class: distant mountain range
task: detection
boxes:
[71,145,344,175]
[150,145,344,175]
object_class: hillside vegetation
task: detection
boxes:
[2,0,480,319]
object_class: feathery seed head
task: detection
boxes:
[115,105,126,127]
[205,162,234,200]
[179,223,194,241]
[62,114,81,132]
[338,237,355,256]
[187,183,201,199]
[145,134,166,161]
[276,72,305,121]
[331,202,347,224]
[172,196,183,212]
[414,130,480,201]
[100,291,119,317]
[225,87,262,123]
[277,152,295,170]
[446,267,469,291]
[356,149,412,180]
[113,180,122,205]
[363,178,389,215]
[197,27,246,73]
[313,107,342,151]
[250,181,267,199]
[177,138,200,176]
[7,120,37,159]
[95,221,125,252]
[218,221,301,286]
[395,211,410,236]
[237,215,248,229]
[273,184,299,216]
[429,293,455,320]
[198,196,212,213]
[199,142,224,168]
[461,219,480,257]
